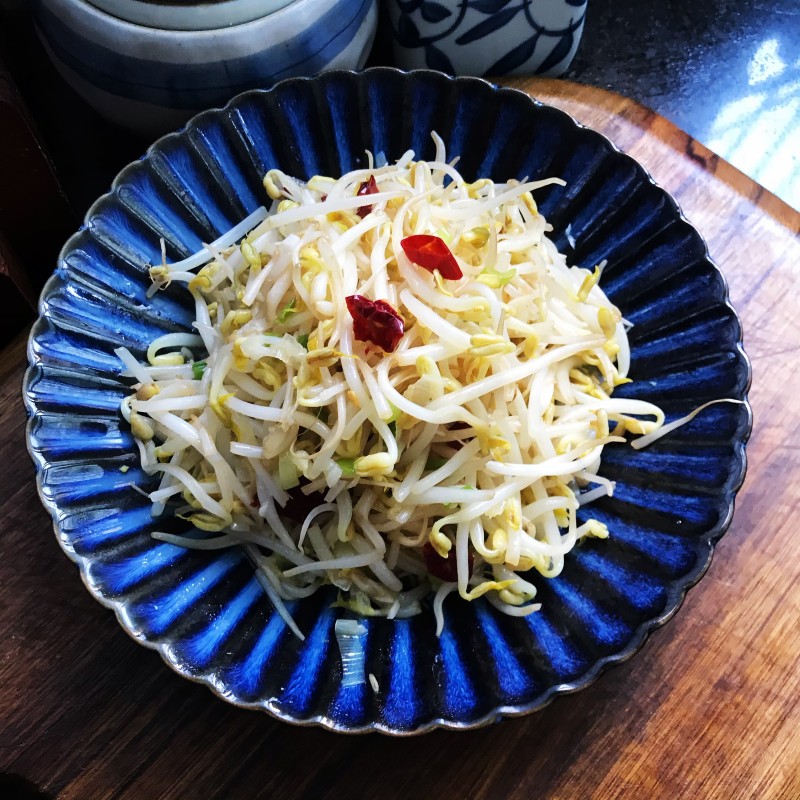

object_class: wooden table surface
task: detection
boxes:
[1,79,799,800]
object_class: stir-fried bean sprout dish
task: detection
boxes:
[118,134,679,639]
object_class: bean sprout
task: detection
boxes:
[119,135,679,636]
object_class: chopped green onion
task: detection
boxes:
[336,457,357,477]
[434,227,452,244]
[477,265,516,288]
[278,298,297,323]
[192,360,207,380]
[278,452,301,489]
[425,455,448,471]
[296,333,309,349]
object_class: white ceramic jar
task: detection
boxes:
[83,0,297,31]
[33,0,379,136]
[386,0,587,77]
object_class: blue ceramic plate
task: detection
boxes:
[24,68,751,734]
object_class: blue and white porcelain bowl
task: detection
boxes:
[25,69,750,734]
[32,0,378,136]
[386,0,588,77]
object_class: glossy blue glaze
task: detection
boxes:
[383,620,419,730]
[24,69,751,734]
[31,413,130,457]
[331,682,370,728]
[28,370,126,414]
[131,550,244,636]
[438,626,477,717]
[474,604,531,701]
[91,542,188,595]
[62,505,158,552]
[180,578,263,669]
[546,579,631,651]
[41,460,139,505]
[278,605,335,716]
[525,612,586,679]
[571,549,667,614]
[227,607,292,699]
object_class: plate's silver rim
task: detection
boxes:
[23,67,753,736]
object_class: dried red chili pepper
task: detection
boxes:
[355,175,379,218]
[423,541,474,583]
[400,234,462,280]
[345,294,405,352]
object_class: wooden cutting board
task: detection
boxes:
[1,79,799,800]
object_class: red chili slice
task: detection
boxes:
[345,294,405,352]
[355,175,379,218]
[423,541,474,583]
[400,234,462,280]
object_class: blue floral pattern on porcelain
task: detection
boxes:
[387,0,588,76]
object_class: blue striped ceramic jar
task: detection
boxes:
[83,0,297,30]
[33,0,378,136]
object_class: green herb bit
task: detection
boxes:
[477,265,516,288]
[434,227,452,244]
[278,298,297,323]
[425,455,448,471]
[192,360,207,380]
[336,457,357,478]
[278,452,301,490]
[296,333,310,350]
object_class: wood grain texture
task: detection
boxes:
[2,79,799,800]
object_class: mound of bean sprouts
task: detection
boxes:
[118,134,669,639]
